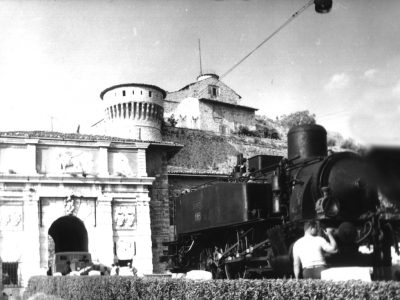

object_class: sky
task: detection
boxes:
[0,0,400,145]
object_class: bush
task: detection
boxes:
[237,125,256,137]
[236,125,280,140]
[166,114,178,127]
[24,276,400,300]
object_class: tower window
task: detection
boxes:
[208,85,219,97]
[122,90,126,96]
[219,125,227,135]
[149,91,152,97]
[132,90,135,95]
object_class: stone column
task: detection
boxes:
[26,140,38,175]
[149,152,170,273]
[135,192,153,275]
[21,194,41,286]
[90,196,114,266]
[97,144,109,176]
[137,148,147,177]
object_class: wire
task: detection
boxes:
[220,0,314,80]
[91,119,104,127]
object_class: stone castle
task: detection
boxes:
[0,75,261,292]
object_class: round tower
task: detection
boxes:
[100,83,166,141]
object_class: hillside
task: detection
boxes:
[162,126,287,174]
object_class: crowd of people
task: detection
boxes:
[47,260,137,277]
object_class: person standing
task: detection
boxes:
[293,220,337,279]
[62,261,72,276]
[46,266,53,276]
[110,263,119,276]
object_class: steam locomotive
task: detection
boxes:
[163,124,400,279]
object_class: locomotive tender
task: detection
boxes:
[164,124,398,279]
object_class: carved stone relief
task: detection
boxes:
[57,149,93,175]
[64,195,78,215]
[113,205,137,230]
[111,152,134,176]
[116,239,136,259]
[0,204,23,230]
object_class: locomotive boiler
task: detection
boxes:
[163,124,398,279]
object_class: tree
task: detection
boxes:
[254,115,282,139]
[278,110,316,129]
[167,114,178,127]
[327,132,344,147]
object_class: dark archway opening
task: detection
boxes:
[48,215,88,253]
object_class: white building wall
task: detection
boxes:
[0,136,156,288]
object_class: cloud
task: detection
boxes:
[349,87,400,146]
[363,68,378,80]
[350,111,400,146]
[392,79,400,97]
[324,73,350,90]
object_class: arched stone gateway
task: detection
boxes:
[47,216,92,274]
[0,109,180,289]
[48,215,88,253]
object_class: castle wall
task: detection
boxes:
[146,149,170,273]
[199,101,256,134]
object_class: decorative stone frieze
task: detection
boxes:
[113,205,137,230]
[63,195,77,215]
[0,203,23,231]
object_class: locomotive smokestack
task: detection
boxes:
[287,124,328,161]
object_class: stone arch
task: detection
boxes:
[48,235,55,267]
[48,215,88,253]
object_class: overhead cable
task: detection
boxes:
[220,0,314,79]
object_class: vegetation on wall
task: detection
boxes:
[162,127,286,173]
[235,125,280,140]
[166,114,178,127]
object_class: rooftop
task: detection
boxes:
[199,98,258,111]
[0,131,182,147]
[100,83,167,99]
[168,166,229,176]
[166,76,243,105]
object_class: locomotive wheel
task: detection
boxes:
[224,263,245,279]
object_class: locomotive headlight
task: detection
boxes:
[314,0,333,13]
